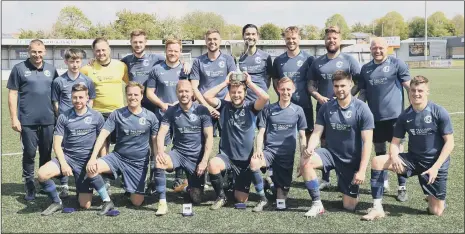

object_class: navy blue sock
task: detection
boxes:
[397,174,407,187]
[154,168,166,200]
[209,173,225,198]
[305,179,320,201]
[371,169,385,199]
[40,179,61,203]
[60,176,69,185]
[88,175,110,202]
[322,171,330,183]
[251,170,265,199]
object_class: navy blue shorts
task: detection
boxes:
[101,152,148,194]
[316,148,359,198]
[169,150,205,189]
[399,153,449,200]
[264,150,294,191]
[217,153,251,194]
[51,156,92,193]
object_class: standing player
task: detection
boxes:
[204,72,269,210]
[249,78,308,212]
[81,37,129,191]
[308,26,361,190]
[37,84,107,216]
[300,70,374,217]
[7,39,59,201]
[358,37,411,201]
[146,39,190,193]
[152,80,214,215]
[238,24,273,102]
[120,30,191,195]
[362,76,454,220]
[86,82,158,213]
[51,49,96,197]
[190,29,236,136]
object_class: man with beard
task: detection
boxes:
[249,78,308,212]
[121,30,191,194]
[308,26,361,190]
[203,72,269,210]
[152,80,214,215]
[300,70,374,217]
[362,75,454,220]
[358,37,411,201]
[7,39,59,201]
[37,84,106,216]
[146,39,190,193]
[238,24,273,102]
[86,82,159,214]
[190,29,236,136]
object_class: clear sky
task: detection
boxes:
[2,1,464,33]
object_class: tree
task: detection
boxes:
[114,10,161,39]
[259,23,282,40]
[408,16,434,38]
[427,11,455,37]
[351,22,373,34]
[158,16,183,40]
[223,24,243,40]
[323,14,351,39]
[374,11,409,39]
[54,6,92,39]
[18,29,38,39]
[88,23,124,39]
[300,25,321,40]
[451,14,464,36]
[180,11,226,40]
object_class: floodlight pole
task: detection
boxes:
[424,1,428,61]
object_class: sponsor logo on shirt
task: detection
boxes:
[330,123,351,131]
[409,128,433,136]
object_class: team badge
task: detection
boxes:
[218,61,225,68]
[239,109,245,117]
[189,114,198,121]
[139,117,146,125]
[297,60,303,67]
[44,70,51,77]
[343,110,352,119]
[424,115,432,123]
[84,117,92,124]
[24,71,32,77]
[255,57,262,64]
[383,66,390,72]
[336,61,343,68]
[143,59,150,67]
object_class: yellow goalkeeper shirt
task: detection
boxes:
[80,60,129,113]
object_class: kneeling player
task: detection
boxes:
[86,82,159,214]
[37,84,105,215]
[250,77,307,212]
[204,72,269,210]
[152,80,213,215]
[300,71,374,217]
[362,76,454,220]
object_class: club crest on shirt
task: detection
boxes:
[297,60,303,67]
[255,57,262,64]
[84,117,92,124]
[343,110,352,119]
[139,117,146,125]
[383,66,390,72]
[239,109,245,117]
[336,61,343,68]
[143,59,150,67]
[218,61,225,68]
[424,115,432,123]
[189,114,198,122]
[44,70,51,77]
